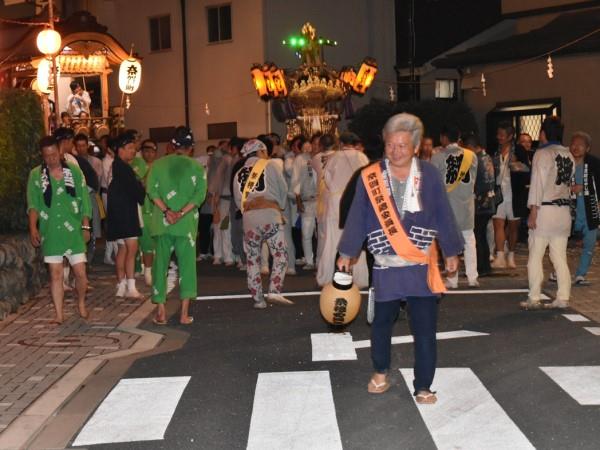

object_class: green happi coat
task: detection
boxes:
[27,163,91,257]
[131,156,155,253]
[146,154,207,302]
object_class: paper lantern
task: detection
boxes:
[270,67,288,97]
[36,29,62,56]
[251,64,268,99]
[119,58,142,94]
[319,272,361,325]
[353,58,377,95]
[36,58,57,94]
[264,64,278,97]
[339,66,357,87]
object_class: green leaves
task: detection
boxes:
[0,90,44,233]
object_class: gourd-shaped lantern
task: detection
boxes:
[36,28,61,56]
[353,58,377,95]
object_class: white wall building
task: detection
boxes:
[61,0,395,149]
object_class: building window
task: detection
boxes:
[207,4,232,43]
[149,15,171,52]
[207,122,237,139]
[435,79,457,99]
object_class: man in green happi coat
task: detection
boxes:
[131,140,159,286]
[147,127,207,325]
[27,136,92,324]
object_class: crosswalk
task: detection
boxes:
[70,307,599,448]
[71,363,600,448]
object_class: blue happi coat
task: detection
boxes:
[338,159,464,301]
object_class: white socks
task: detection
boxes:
[127,278,137,292]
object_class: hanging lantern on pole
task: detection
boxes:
[352,58,377,95]
[271,67,288,98]
[119,57,142,109]
[251,64,268,99]
[339,66,357,89]
[36,58,60,94]
[263,63,278,97]
[36,28,62,56]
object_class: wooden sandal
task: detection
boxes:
[415,390,437,404]
[367,377,390,394]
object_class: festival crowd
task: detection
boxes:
[26,113,599,403]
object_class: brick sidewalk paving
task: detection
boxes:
[473,242,600,321]
[0,264,151,432]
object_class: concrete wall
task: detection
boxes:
[462,53,600,151]
[73,0,394,146]
[186,0,266,142]
[82,0,266,151]
[263,0,396,138]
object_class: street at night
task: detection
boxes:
[2,0,600,449]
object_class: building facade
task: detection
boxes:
[56,0,395,148]
[406,0,600,152]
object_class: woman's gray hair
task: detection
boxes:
[382,113,424,147]
[571,131,592,148]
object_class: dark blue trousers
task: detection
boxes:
[371,296,438,392]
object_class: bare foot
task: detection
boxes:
[78,302,89,320]
[51,317,64,325]
[180,315,194,325]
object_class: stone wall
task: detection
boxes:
[0,234,46,319]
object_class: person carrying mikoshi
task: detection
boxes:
[147,127,207,325]
[27,136,92,324]
[337,113,463,404]
[233,139,294,309]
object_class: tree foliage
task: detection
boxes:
[348,98,479,160]
[0,90,45,233]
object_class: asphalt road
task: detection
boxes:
[67,265,600,450]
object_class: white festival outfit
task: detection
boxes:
[317,147,370,287]
[292,152,318,266]
[311,149,336,264]
[527,143,575,304]
[431,143,478,286]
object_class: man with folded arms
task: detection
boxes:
[147,127,207,325]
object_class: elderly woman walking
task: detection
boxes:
[337,113,463,403]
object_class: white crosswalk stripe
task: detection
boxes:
[541,366,600,405]
[562,314,590,322]
[400,368,535,450]
[246,371,342,450]
[311,330,489,361]
[584,327,600,336]
[72,377,190,446]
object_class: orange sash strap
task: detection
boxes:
[361,162,446,294]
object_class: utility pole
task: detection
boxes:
[408,0,416,102]
[49,0,60,126]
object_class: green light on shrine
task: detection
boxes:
[298,38,306,46]
[290,37,297,46]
